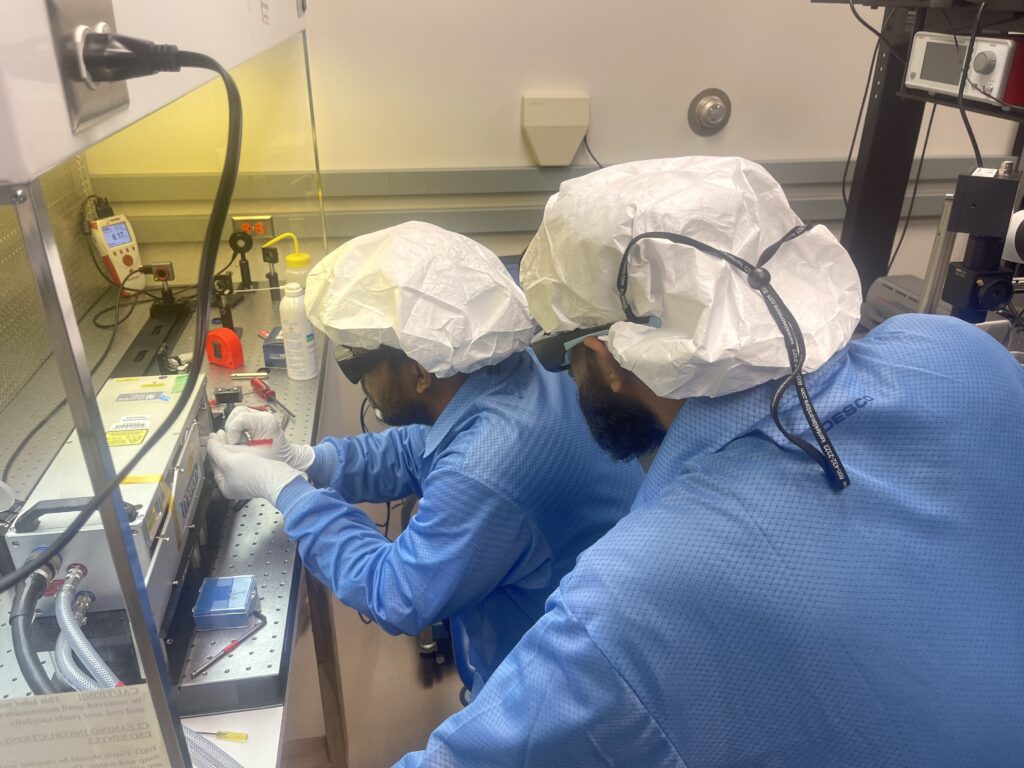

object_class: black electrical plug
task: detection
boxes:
[94,196,115,219]
[79,32,182,83]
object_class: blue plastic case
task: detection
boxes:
[193,575,260,630]
[262,327,287,369]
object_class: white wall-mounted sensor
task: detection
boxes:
[521,95,590,167]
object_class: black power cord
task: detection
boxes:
[889,104,938,271]
[359,397,393,537]
[92,285,198,330]
[355,395,396,627]
[958,2,989,168]
[216,253,239,276]
[92,293,140,330]
[582,134,604,169]
[2,280,132,488]
[842,27,882,208]
[1000,301,1024,343]
[847,0,907,66]
[842,7,905,210]
[0,37,242,596]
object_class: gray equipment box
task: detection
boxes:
[7,374,211,628]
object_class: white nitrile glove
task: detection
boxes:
[223,406,315,471]
[207,431,303,505]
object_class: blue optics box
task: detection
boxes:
[193,575,260,631]
[262,327,287,369]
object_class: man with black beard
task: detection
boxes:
[571,340,668,464]
[207,221,642,695]
[393,157,1024,767]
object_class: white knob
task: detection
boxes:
[974,51,997,75]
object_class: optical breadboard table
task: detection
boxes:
[0,286,327,768]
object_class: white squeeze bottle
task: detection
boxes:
[280,282,320,381]
[284,251,312,287]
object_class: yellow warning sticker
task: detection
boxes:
[144,502,161,541]
[144,480,172,543]
[106,429,148,447]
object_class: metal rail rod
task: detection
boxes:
[919,194,957,315]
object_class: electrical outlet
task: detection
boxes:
[231,215,276,239]
[46,0,130,133]
[150,262,175,282]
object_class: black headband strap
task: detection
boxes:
[616,225,849,490]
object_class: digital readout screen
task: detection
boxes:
[102,222,132,248]
[920,42,968,85]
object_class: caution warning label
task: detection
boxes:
[106,429,148,447]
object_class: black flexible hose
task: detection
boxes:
[10,570,56,695]
[50,670,73,693]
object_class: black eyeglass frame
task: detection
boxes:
[335,345,404,385]
[531,323,613,373]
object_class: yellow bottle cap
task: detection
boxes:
[285,251,311,268]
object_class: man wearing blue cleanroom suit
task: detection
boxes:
[391,158,1024,766]
[275,346,641,687]
[207,222,642,690]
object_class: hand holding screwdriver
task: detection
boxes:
[222,407,314,470]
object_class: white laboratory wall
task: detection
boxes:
[304,0,1017,169]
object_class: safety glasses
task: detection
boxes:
[335,345,401,384]
[531,323,613,373]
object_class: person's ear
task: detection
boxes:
[581,336,626,394]
[413,361,433,395]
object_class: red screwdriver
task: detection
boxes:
[251,377,296,418]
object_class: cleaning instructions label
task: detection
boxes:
[0,685,171,768]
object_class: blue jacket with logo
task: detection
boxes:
[397,315,1024,766]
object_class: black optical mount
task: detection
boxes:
[262,245,282,302]
[942,167,1020,324]
[213,273,237,331]
[228,230,257,290]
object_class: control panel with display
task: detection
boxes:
[89,214,146,293]
[905,32,1024,107]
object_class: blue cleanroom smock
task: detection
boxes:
[275,350,643,686]
[397,314,1024,766]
